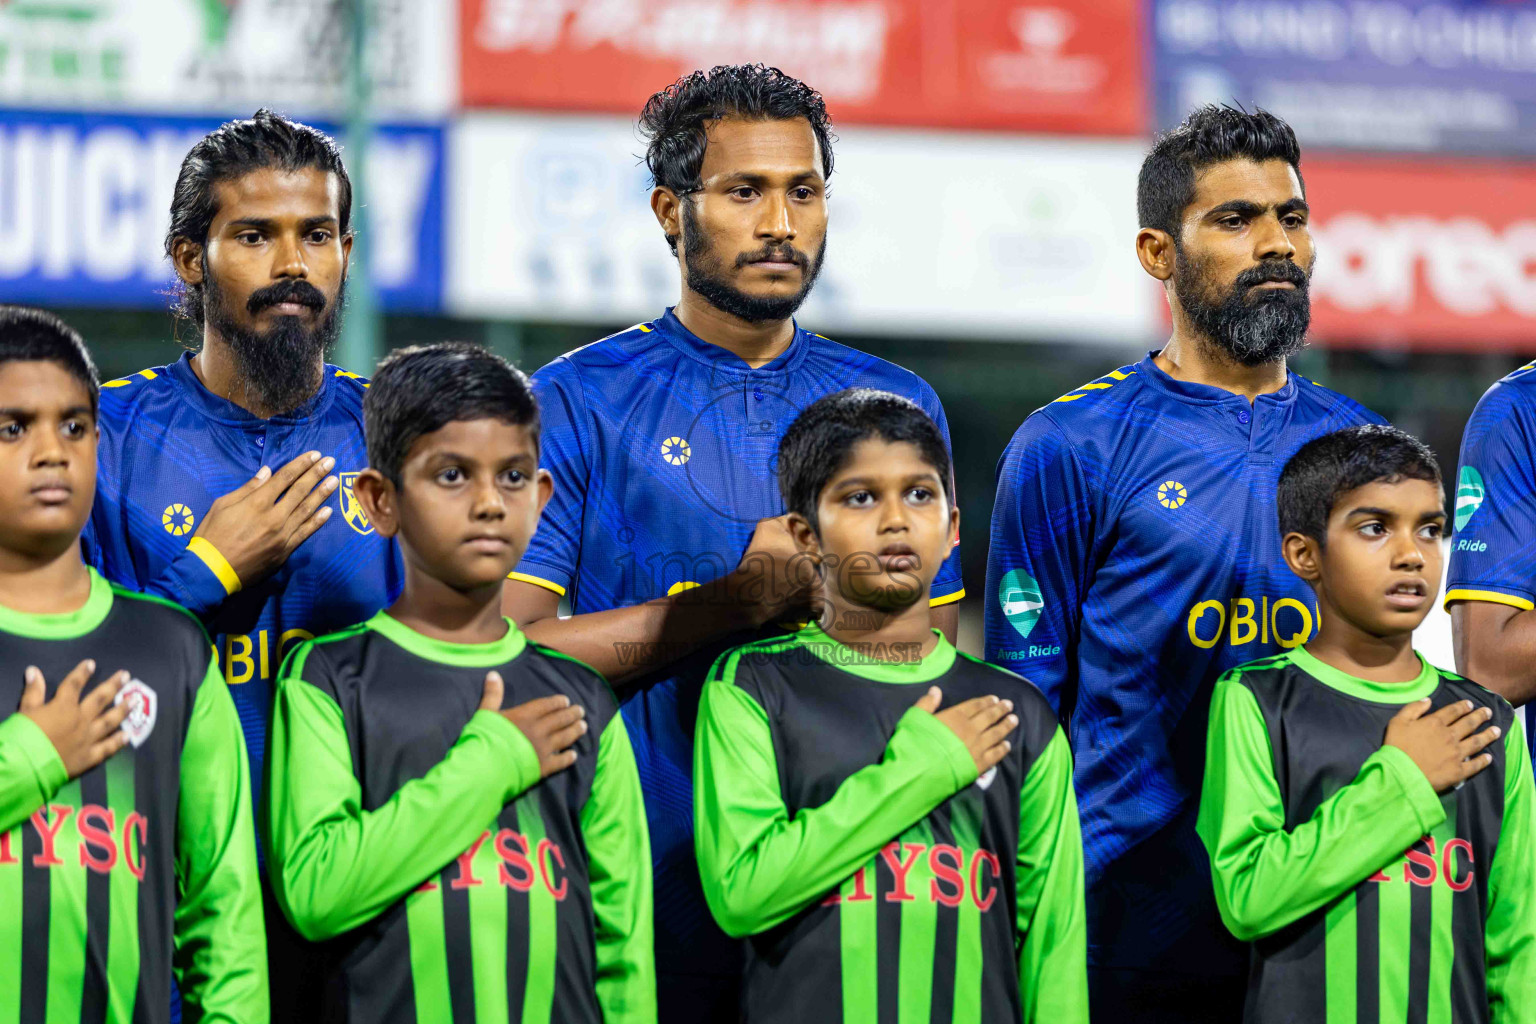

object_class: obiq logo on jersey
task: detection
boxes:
[1455,466,1485,532]
[998,568,1043,640]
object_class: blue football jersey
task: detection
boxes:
[83,352,404,788]
[984,353,1381,979]
[1447,359,1536,759]
[513,308,964,997]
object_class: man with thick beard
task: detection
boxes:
[84,111,401,1020]
[985,106,1383,1024]
[82,108,401,816]
[501,65,963,1022]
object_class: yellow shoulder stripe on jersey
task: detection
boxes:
[334,369,370,387]
[638,324,654,333]
[1052,369,1135,404]
[187,536,242,595]
[507,571,566,597]
[101,368,159,389]
[1444,588,1535,612]
[929,588,965,608]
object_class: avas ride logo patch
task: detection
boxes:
[339,472,374,535]
[1455,466,1485,532]
[998,568,1043,640]
[115,679,157,748]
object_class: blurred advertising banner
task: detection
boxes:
[0,0,453,116]
[1154,0,1536,155]
[460,0,1144,135]
[1308,159,1536,349]
[446,112,1157,341]
[0,109,445,312]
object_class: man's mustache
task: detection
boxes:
[247,279,327,315]
[1236,260,1309,292]
[735,244,811,270]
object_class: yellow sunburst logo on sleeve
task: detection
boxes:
[162,504,195,536]
[1157,481,1188,509]
[661,436,691,466]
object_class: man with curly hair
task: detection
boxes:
[502,65,965,1021]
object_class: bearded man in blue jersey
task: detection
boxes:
[81,110,402,1020]
[501,65,964,1022]
[985,106,1384,1023]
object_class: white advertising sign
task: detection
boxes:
[447,112,1158,342]
[0,0,453,116]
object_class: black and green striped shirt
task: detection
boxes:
[694,623,1087,1024]
[262,610,654,1023]
[0,569,266,1023]
[1198,646,1536,1022]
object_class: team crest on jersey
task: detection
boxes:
[338,472,374,535]
[115,679,157,748]
[975,766,998,791]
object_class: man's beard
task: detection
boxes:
[204,269,344,415]
[1174,246,1312,367]
[680,200,826,324]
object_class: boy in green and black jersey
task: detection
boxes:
[261,343,654,1024]
[1198,424,1536,1023]
[0,306,266,1023]
[694,388,1088,1024]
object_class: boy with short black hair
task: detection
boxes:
[1199,423,1536,1022]
[694,388,1087,1023]
[0,304,267,1021]
[262,342,655,1023]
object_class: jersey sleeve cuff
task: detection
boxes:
[896,706,978,791]
[186,537,242,595]
[929,587,965,608]
[1373,744,1447,834]
[1443,587,1536,612]
[466,710,543,798]
[506,563,568,598]
[0,714,67,801]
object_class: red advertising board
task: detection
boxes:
[1306,160,1536,351]
[460,0,1144,135]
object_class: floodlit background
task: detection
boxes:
[5,0,1534,666]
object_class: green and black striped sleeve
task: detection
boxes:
[1196,670,1447,942]
[1013,727,1088,1023]
[0,712,66,834]
[262,644,542,941]
[693,651,978,938]
[1486,718,1536,1020]
[579,713,656,1022]
[173,660,268,1023]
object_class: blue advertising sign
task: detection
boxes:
[0,108,443,312]
[1153,0,1536,155]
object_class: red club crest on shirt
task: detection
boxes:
[115,679,157,748]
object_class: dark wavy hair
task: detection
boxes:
[1278,425,1441,546]
[364,342,539,487]
[165,109,352,329]
[0,306,99,415]
[639,64,835,255]
[1138,105,1303,239]
[778,388,952,532]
